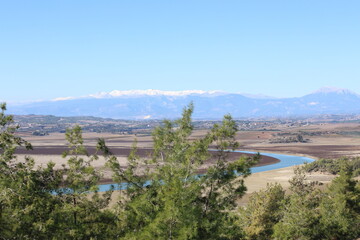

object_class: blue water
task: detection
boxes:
[97,151,315,192]
[237,150,315,173]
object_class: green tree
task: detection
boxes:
[55,125,117,239]
[0,104,117,239]
[0,103,63,239]
[240,183,285,239]
[273,168,323,240]
[104,104,258,239]
[319,163,360,240]
[197,114,259,239]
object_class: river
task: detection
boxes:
[96,151,315,192]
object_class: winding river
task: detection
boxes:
[96,151,315,192]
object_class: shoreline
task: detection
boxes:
[15,146,280,185]
[97,151,280,185]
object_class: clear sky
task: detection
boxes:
[1,1,360,102]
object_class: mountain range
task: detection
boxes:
[6,87,360,119]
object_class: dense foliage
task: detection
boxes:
[269,134,308,144]
[1,103,359,239]
[303,157,360,177]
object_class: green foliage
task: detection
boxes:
[1,102,360,239]
[55,125,117,239]
[0,104,117,239]
[273,168,324,239]
[0,103,62,238]
[303,157,360,177]
[273,167,360,240]
[240,183,285,240]
[62,125,100,193]
[269,134,308,144]
[105,104,258,239]
[319,164,360,240]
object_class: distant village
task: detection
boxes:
[14,114,360,137]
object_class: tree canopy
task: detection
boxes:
[0,103,359,239]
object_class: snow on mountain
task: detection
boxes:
[8,87,360,119]
[50,87,358,102]
[88,89,226,98]
[311,86,358,95]
[238,93,277,99]
[52,89,227,101]
[52,96,76,101]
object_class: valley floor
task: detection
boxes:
[16,122,360,204]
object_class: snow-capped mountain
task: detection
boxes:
[89,89,226,99]
[7,88,360,119]
[53,89,226,101]
[311,87,359,95]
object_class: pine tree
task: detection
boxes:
[273,168,323,240]
[104,104,258,239]
[240,183,285,239]
[0,103,63,239]
[0,104,117,239]
[319,163,360,240]
[55,125,117,239]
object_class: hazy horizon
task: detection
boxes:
[3,86,360,104]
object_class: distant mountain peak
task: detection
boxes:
[10,87,360,119]
[50,87,360,103]
[312,87,355,95]
[88,89,226,98]
[51,89,227,102]
[52,96,76,101]
[238,93,277,99]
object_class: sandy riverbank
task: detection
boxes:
[236,165,337,206]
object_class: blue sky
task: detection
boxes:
[1,1,360,102]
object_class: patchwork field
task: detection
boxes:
[15,122,360,197]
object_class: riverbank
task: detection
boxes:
[16,147,280,185]
[237,165,337,206]
[15,146,279,167]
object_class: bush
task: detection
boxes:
[303,157,360,177]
